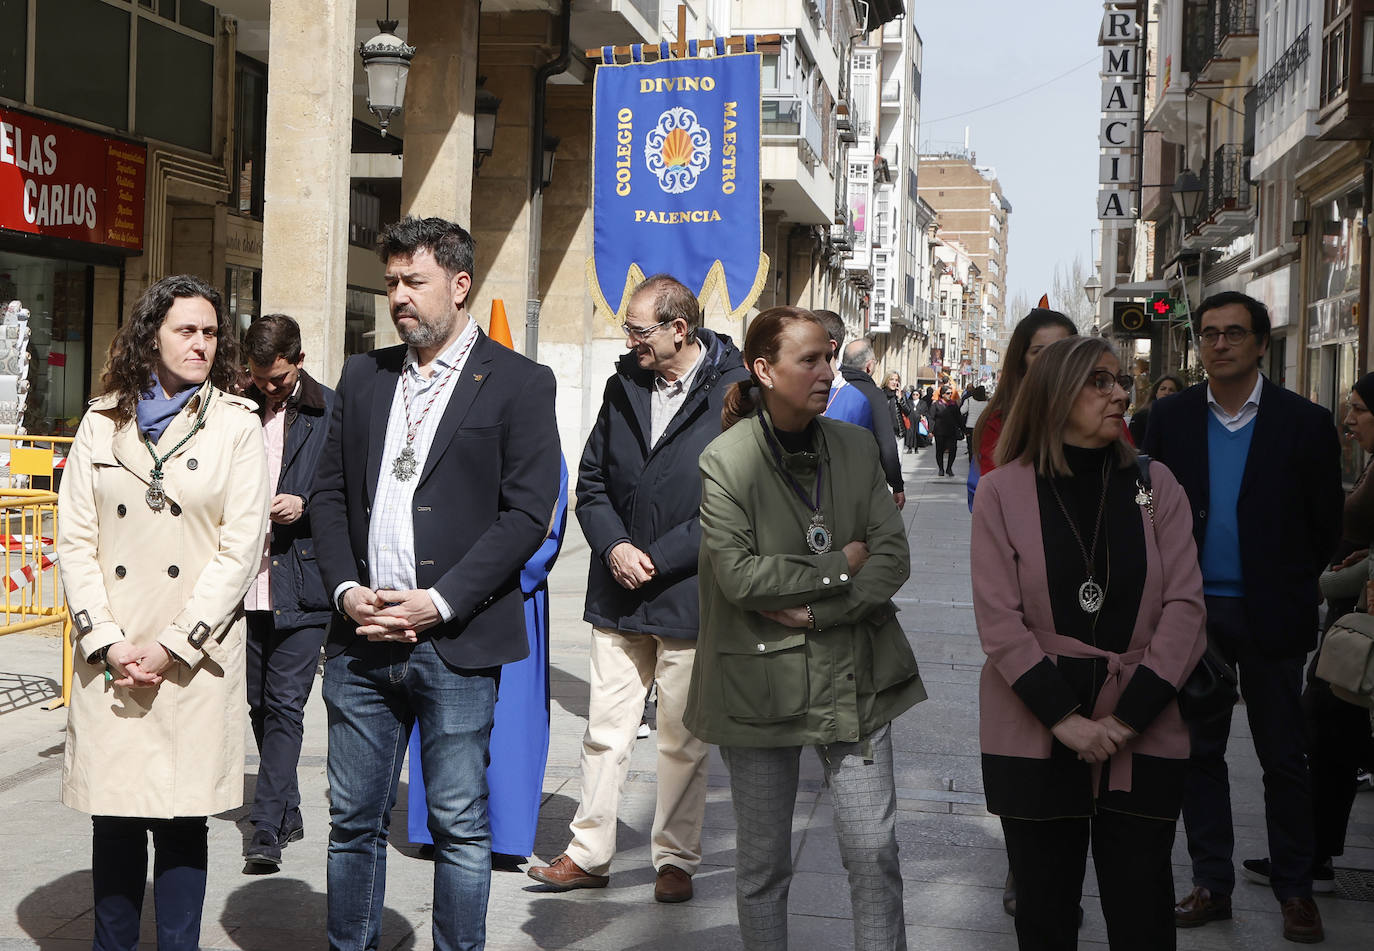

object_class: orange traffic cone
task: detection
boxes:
[1038,294,1050,309]
[489,299,514,350]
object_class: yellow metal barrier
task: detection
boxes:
[0,435,74,710]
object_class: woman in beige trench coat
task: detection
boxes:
[57,274,269,951]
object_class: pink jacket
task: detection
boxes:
[970,457,1207,791]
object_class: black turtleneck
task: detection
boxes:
[773,420,818,454]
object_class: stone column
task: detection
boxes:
[259,0,355,387]
[400,0,480,224]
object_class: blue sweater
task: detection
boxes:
[825,383,875,431]
[1200,412,1255,597]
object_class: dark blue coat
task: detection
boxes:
[577,328,748,640]
[1142,377,1343,657]
[246,369,336,630]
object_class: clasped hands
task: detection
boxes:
[104,640,174,688]
[758,540,869,629]
[1051,712,1137,763]
[343,586,441,643]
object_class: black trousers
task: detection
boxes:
[92,815,207,951]
[1182,595,1314,900]
[934,435,958,473]
[1304,642,1374,859]
[245,611,327,833]
[1002,811,1176,951]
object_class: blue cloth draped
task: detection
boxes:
[407,457,569,855]
[136,380,198,443]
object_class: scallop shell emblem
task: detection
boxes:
[645,107,711,194]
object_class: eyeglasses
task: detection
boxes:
[1087,370,1135,395]
[621,319,671,341]
[1197,326,1255,346]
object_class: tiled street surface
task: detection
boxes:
[0,447,1370,949]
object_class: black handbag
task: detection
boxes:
[1135,454,1239,721]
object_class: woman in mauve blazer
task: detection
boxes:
[971,336,1207,951]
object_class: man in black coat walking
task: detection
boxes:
[1144,291,1343,944]
[527,274,747,904]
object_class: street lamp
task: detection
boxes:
[474,84,502,170]
[1083,272,1102,307]
[541,134,561,188]
[1172,167,1206,221]
[358,8,414,137]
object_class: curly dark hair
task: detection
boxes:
[100,274,241,425]
[377,216,475,278]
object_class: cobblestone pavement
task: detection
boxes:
[0,446,1370,949]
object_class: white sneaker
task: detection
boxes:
[636,721,651,739]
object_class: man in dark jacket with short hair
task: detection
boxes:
[240,314,336,872]
[527,274,747,904]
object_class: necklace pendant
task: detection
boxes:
[1078,578,1104,614]
[806,513,833,554]
[392,445,418,482]
[145,477,166,512]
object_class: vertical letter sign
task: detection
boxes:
[588,50,768,319]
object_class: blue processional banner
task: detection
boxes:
[588,49,768,320]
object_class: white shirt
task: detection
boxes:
[1206,373,1263,432]
[650,343,706,446]
[334,319,480,620]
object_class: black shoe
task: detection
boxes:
[244,828,281,872]
[1242,856,1336,894]
[279,809,304,846]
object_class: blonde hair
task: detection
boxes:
[994,336,1136,477]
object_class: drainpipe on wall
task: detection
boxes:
[525,0,572,359]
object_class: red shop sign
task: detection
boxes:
[0,108,146,251]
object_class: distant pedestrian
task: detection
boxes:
[1126,374,1183,446]
[931,385,962,477]
[1144,291,1343,944]
[58,275,270,951]
[972,335,1206,951]
[962,384,988,457]
[825,338,906,510]
[687,306,925,951]
[241,314,336,872]
[882,370,907,452]
[526,274,747,903]
[900,386,921,453]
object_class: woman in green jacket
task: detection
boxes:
[685,306,926,951]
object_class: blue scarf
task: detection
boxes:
[136,382,200,444]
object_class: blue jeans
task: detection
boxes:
[323,640,497,951]
[91,815,207,951]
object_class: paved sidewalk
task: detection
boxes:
[0,445,1371,949]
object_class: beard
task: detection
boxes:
[395,308,455,349]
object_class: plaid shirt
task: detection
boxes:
[336,320,479,619]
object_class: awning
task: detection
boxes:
[1104,280,1169,299]
[865,0,905,29]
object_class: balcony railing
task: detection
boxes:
[1204,143,1251,218]
[1322,7,1353,108]
[1257,24,1311,106]
[1215,0,1258,45]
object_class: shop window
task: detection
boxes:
[35,0,130,131]
[0,0,25,102]
[235,56,268,217]
[226,266,260,336]
[346,287,382,358]
[350,186,382,249]
[137,19,214,153]
[179,0,216,36]
[0,252,91,436]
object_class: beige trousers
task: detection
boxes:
[564,626,709,876]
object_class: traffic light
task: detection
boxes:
[1148,292,1177,321]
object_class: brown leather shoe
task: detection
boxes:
[526,854,609,891]
[1281,897,1324,944]
[654,865,693,903]
[1174,886,1232,928]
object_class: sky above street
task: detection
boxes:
[914,1,1102,312]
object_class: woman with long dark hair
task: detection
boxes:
[686,306,926,950]
[972,335,1206,950]
[972,307,1078,477]
[1126,373,1185,445]
[58,275,269,951]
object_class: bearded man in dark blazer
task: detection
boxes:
[1143,291,1342,945]
[311,216,560,951]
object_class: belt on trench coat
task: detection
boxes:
[1033,629,1146,796]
